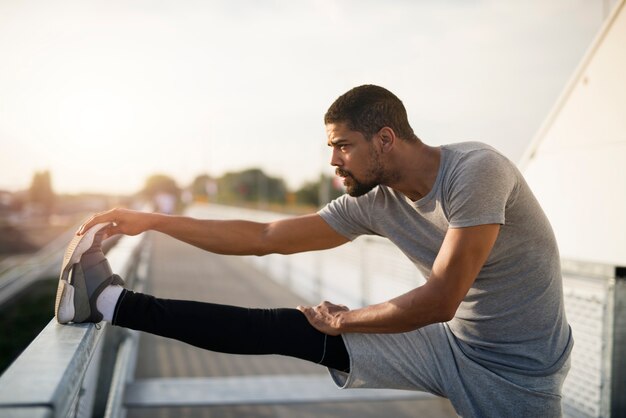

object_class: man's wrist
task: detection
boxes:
[333,310,349,333]
[147,212,166,232]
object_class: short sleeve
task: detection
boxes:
[317,192,378,240]
[445,150,519,228]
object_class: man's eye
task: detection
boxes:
[340,145,349,151]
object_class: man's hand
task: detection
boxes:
[78,208,157,238]
[297,301,349,336]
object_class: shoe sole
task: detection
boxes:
[55,280,75,323]
[55,222,111,324]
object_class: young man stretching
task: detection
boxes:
[56,85,573,417]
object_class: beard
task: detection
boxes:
[336,167,380,197]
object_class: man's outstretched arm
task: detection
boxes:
[79,208,349,256]
[298,223,500,335]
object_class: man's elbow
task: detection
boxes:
[257,221,308,256]
[405,307,454,331]
[424,281,464,323]
[255,222,284,256]
[403,300,456,329]
[253,238,274,256]
[439,307,456,323]
[432,298,458,323]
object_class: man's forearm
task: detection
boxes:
[336,283,454,334]
[150,214,271,256]
[299,280,455,336]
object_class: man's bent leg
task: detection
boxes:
[333,323,569,418]
[112,290,350,372]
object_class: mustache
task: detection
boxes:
[335,168,352,178]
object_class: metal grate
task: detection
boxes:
[562,274,609,418]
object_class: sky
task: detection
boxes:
[0,0,613,195]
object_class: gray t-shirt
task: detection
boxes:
[318,142,573,375]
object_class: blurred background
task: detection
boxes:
[0,0,613,257]
[0,0,616,379]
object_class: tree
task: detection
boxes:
[295,174,344,207]
[217,168,287,205]
[29,170,55,215]
[141,174,180,214]
[190,174,218,202]
[142,174,180,198]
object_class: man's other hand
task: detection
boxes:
[297,301,349,336]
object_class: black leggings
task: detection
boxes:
[112,290,350,372]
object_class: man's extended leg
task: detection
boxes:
[112,290,350,372]
[56,224,350,373]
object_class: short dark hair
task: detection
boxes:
[324,85,416,141]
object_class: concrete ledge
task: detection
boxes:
[0,233,145,418]
[124,374,435,407]
[0,407,52,418]
[0,320,106,416]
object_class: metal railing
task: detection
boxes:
[0,233,146,418]
[0,224,83,306]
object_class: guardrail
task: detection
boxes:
[0,224,85,306]
[0,233,146,418]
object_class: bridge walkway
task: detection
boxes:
[127,232,456,418]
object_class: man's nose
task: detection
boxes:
[330,148,342,167]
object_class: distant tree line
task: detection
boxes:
[142,168,344,209]
[16,168,344,216]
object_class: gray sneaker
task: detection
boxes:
[55,222,125,324]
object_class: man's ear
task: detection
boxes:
[377,127,396,153]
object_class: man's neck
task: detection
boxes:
[386,142,441,202]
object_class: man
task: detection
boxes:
[57,85,573,417]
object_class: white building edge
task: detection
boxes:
[520,0,626,266]
[520,2,626,415]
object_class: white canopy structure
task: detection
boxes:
[520,0,626,266]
